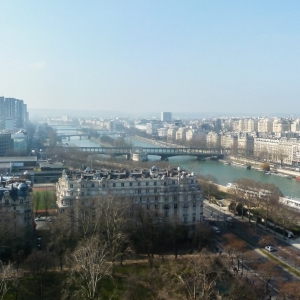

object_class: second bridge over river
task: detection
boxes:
[65,146,225,161]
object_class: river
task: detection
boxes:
[54,126,300,197]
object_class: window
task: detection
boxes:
[174,203,177,209]
[154,188,157,193]
[113,183,116,187]
[155,196,158,201]
[121,183,124,187]
[14,206,16,210]
[81,184,85,188]
[164,182,167,186]
[103,184,105,187]
[146,189,149,193]
[172,180,175,185]
[191,180,194,184]
[173,195,177,200]
[146,205,150,210]
[138,189,141,194]
[155,205,158,210]
[138,182,141,186]
[139,197,142,202]
[91,183,95,188]
[193,203,196,207]
[70,184,73,188]
[154,182,157,186]
[146,182,149,186]
[130,182,132,186]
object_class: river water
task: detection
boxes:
[54,126,300,197]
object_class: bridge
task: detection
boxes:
[55,146,225,160]
[57,133,90,140]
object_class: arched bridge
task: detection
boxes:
[61,146,225,160]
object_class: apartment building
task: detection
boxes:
[56,167,204,224]
[273,119,291,133]
[0,97,28,130]
[206,132,221,148]
[176,128,187,143]
[221,133,238,149]
[0,177,33,246]
[167,127,178,142]
[0,133,13,156]
[258,118,273,133]
[254,137,296,165]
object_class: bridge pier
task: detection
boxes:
[79,136,81,140]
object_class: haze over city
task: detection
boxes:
[1,1,300,116]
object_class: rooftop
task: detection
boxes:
[61,166,196,181]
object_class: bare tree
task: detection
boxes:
[174,252,226,300]
[63,237,112,300]
[24,251,53,299]
[0,261,19,300]
[278,281,300,300]
[98,196,132,265]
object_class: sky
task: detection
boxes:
[1,1,300,116]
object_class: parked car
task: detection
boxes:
[35,216,42,221]
[265,246,274,252]
[47,217,52,222]
[212,226,220,234]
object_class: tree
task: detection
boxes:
[98,196,132,266]
[63,237,112,300]
[260,162,270,171]
[223,233,248,272]
[24,251,53,299]
[197,175,218,203]
[130,208,164,268]
[278,281,300,300]
[174,252,226,300]
[0,261,19,300]
[192,223,214,252]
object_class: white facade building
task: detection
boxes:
[56,167,204,224]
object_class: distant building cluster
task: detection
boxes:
[45,113,300,166]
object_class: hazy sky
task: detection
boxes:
[1,1,300,115]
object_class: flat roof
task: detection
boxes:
[0,156,37,163]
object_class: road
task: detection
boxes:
[202,202,300,296]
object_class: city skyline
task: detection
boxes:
[1,1,300,115]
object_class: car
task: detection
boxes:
[35,216,42,221]
[212,226,220,234]
[47,217,52,222]
[265,246,274,252]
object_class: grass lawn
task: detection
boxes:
[33,190,57,211]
